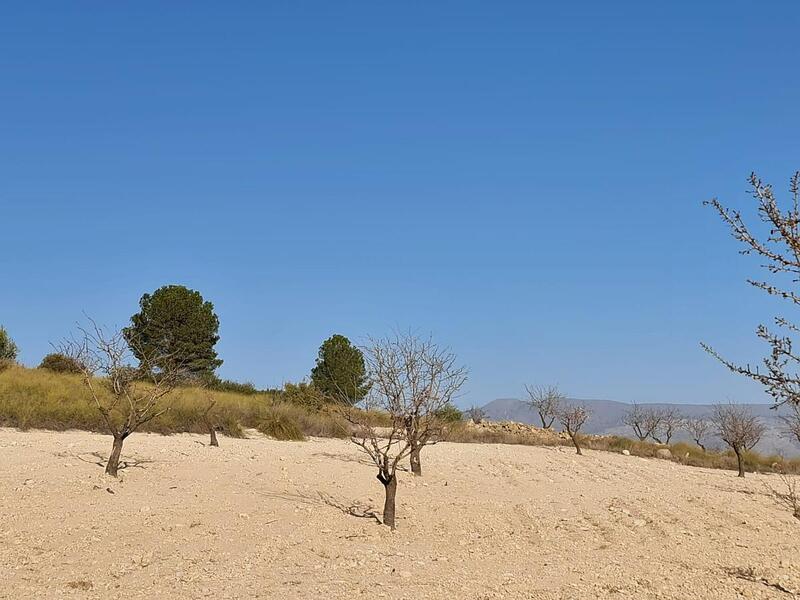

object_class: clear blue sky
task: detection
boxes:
[2,2,798,406]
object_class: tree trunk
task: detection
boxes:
[209,428,219,447]
[570,433,582,455]
[380,474,398,530]
[695,440,706,452]
[106,435,124,477]
[734,448,745,477]
[409,444,422,476]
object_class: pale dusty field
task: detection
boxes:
[1,429,799,599]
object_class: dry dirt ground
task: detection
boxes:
[1,429,800,599]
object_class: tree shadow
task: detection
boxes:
[73,451,154,472]
[260,489,382,524]
[311,451,374,466]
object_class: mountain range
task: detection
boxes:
[479,397,800,457]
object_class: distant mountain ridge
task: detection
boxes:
[480,397,800,457]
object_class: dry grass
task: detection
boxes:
[0,365,345,440]
[448,422,800,475]
[588,436,800,475]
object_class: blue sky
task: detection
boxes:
[2,2,799,406]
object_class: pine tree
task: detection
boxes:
[311,334,369,403]
[124,285,222,376]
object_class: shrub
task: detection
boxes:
[281,381,327,410]
[208,377,260,395]
[0,326,18,361]
[257,412,306,441]
[434,403,463,423]
[39,353,84,374]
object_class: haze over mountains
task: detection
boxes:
[480,398,800,457]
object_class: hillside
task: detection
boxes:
[481,397,800,456]
[2,428,799,599]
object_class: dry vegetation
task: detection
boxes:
[0,365,353,440]
[3,365,799,478]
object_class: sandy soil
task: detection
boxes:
[1,429,799,599]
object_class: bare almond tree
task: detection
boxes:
[466,405,485,424]
[711,403,765,478]
[684,416,711,451]
[400,337,467,476]
[651,407,682,445]
[343,409,409,530]
[623,402,658,441]
[703,173,800,413]
[525,385,564,429]
[201,392,219,447]
[58,320,181,477]
[336,333,467,529]
[558,403,590,455]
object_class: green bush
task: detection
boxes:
[39,353,84,374]
[207,377,260,395]
[434,403,463,423]
[281,381,327,410]
[257,412,306,441]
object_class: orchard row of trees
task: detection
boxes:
[524,385,591,455]
[623,402,767,478]
[57,323,465,529]
[525,385,779,479]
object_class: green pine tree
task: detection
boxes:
[123,285,222,376]
[311,334,369,404]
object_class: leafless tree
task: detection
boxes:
[711,403,765,477]
[465,405,485,424]
[525,384,564,429]
[558,403,590,455]
[623,402,659,441]
[201,392,219,447]
[651,407,682,445]
[397,336,467,476]
[58,319,181,477]
[703,173,800,414]
[684,416,711,451]
[336,333,467,529]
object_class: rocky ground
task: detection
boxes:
[1,428,799,599]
